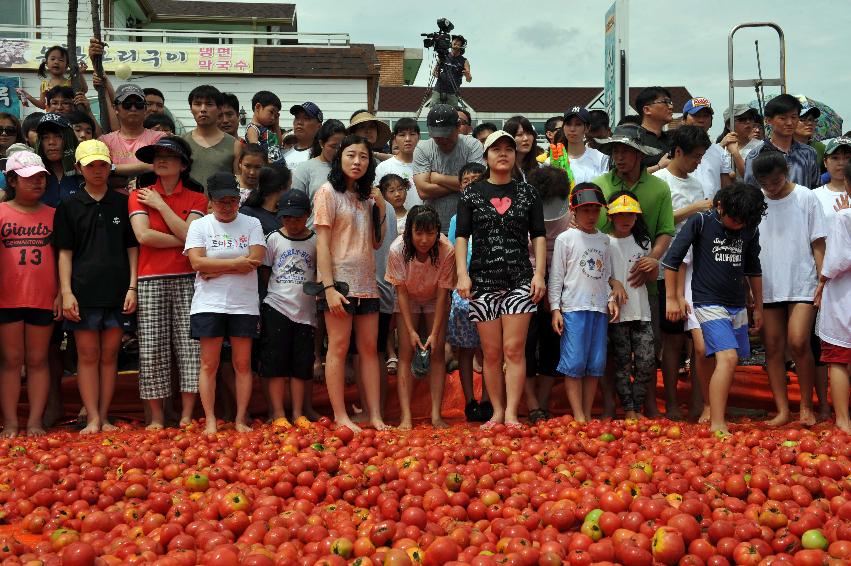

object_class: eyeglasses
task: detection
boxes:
[650,98,674,107]
[458,119,470,126]
[0,127,17,136]
[120,100,146,110]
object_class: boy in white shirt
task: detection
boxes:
[375,118,421,209]
[680,98,733,199]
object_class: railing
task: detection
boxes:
[0,24,350,46]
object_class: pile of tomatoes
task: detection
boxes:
[1,416,851,565]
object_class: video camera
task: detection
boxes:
[421,18,456,61]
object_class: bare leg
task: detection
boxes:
[787,304,817,425]
[565,377,585,422]
[218,362,236,422]
[97,328,123,432]
[146,399,165,430]
[815,366,830,421]
[198,337,224,434]
[763,307,792,426]
[661,332,686,420]
[324,312,359,432]
[708,349,739,434]
[458,348,475,402]
[353,313,389,430]
[268,377,287,420]
[179,393,195,426]
[0,322,25,437]
[537,375,555,412]
[524,376,541,412]
[290,378,306,420]
[230,337,254,432]
[24,324,52,435]
[501,314,532,425]
[582,376,598,420]
[396,312,418,430]
[425,311,449,428]
[74,330,103,434]
[476,319,505,424]
[829,362,851,433]
[690,329,714,423]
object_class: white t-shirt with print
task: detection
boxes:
[548,228,613,314]
[263,230,317,327]
[760,184,827,303]
[283,146,311,170]
[653,168,707,233]
[375,157,421,209]
[692,143,732,200]
[608,234,652,322]
[569,147,609,184]
[184,213,266,315]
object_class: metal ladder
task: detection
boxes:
[727,22,787,133]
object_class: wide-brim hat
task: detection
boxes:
[593,125,661,157]
[348,111,391,148]
[135,138,191,165]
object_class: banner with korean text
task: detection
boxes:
[0,38,253,74]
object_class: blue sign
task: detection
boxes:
[604,3,617,127]
[0,76,22,118]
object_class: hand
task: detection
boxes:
[720,132,739,152]
[666,296,684,322]
[15,87,29,98]
[92,73,104,88]
[232,256,262,274]
[136,187,166,211]
[679,297,692,317]
[78,61,88,73]
[551,310,564,336]
[88,38,105,59]
[750,307,763,335]
[54,293,66,321]
[123,289,137,314]
[456,273,472,300]
[73,93,91,110]
[324,288,350,318]
[608,300,620,323]
[422,333,438,352]
[610,280,628,306]
[628,257,657,287]
[530,273,546,304]
[62,291,81,322]
[835,193,850,212]
[200,272,222,281]
[370,186,386,217]
[814,279,825,309]
[409,329,423,351]
[656,155,672,170]
[693,199,712,214]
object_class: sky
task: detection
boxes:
[217,0,848,139]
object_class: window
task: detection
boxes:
[0,0,32,35]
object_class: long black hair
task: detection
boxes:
[310,119,347,159]
[243,167,285,208]
[38,46,70,78]
[327,134,375,200]
[402,205,442,265]
[607,190,651,250]
[503,115,539,176]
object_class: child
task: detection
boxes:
[236,143,268,205]
[67,111,96,143]
[245,91,284,162]
[55,140,139,434]
[21,113,44,148]
[18,46,87,110]
[606,192,655,420]
[456,131,547,428]
[143,113,176,136]
[379,173,410,233]
[549,183,624,423]
[447,162,489,421]
[35,113,81,207]
[386,205,457,429]
[662,182,766,433]
[259,190,317,422]
[0,152,58,437]
[816,193,851,432]
[752,150,826,427]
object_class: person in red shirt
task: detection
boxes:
[0,151,60,437]
[129,137,208,429]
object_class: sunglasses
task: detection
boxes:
[120,100,146,110]
[0,127,16,136]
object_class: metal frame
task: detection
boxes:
[727,22,786,132]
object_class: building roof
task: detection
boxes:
[253,44,380,79]
[378,86,693,114]
[140,0,295,22]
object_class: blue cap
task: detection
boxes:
[563,106,591,124]
[682,97,713,115]
[290,102,323,122]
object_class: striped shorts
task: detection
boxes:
[468,284,537,323]
[694,304,750,358]
[137,276,200,399]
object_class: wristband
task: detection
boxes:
[128,287,137,291]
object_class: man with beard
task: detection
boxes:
[181,85,240,190]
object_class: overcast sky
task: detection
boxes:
[222,0,847,138]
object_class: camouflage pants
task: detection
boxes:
[608,321,656,412]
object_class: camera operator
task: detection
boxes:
[429,36,472,108]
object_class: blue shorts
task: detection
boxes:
[64,307,136,332]
[694,305,750,358]
[557,310,608,378]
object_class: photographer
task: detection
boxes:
[429,36,472,108]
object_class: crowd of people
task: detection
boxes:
[0,42,850,438]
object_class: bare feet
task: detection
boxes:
[837,420,851,434]
[432,418,449,429]
[765,412,791,427]
[624,410,639,421]
[203,421,218,435]
[101,421,118,432]
[80,421,100,435]
[235,422,252,433]
[146,421,164,431]
[398,419,412,431]
[335,419,362,434]
[710,423,729,435]
[1,426,18,438]
[371,418,391,431]
[799,409,816,427]
[303,407,322,421]
[27,426,46,437]
[179,417,192,427]
[698,406,711,424]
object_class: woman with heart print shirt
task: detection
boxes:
[455,130,547,429]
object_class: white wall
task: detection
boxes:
[40,0,96,42]
[1,70,370,137]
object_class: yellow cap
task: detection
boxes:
[75,139,112,166]
[607,194,642,215]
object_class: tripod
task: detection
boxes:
[414,51,469,119]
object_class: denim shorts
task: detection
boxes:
[64,307,136,332]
